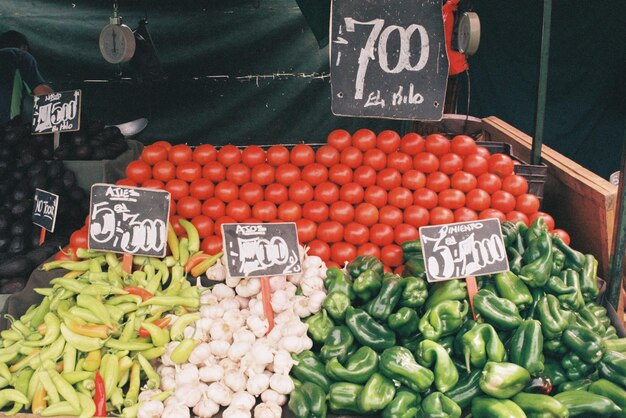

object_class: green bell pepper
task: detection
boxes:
[536,294,571,339]
[446,368,483,409]
[347,255,384,279]
[387,307,419,337]
[589,379,626,418]
[494,271,533,310]
[472,396,527,418]
[419,299,469,340]
[519,228,553,288]
[400,276,428,309]
[357,372,396,413]
[551,247,566,276]
[288,382,328,418]
[403,256,426,278]
[543,358,568,387]
[597,350,626,388]
[501,221,520,247]
[328,382,363,414]
[552,235,586,271]
[573,304,606,336]
[322,291,351,322]
[400,333,424,355]
[380,346,434,392]
[512,392,569,418]
[605,326,619,341]
[524,287,545,320]
[325,267,355,300]
[461,322,506,371]
[473,289,523,331]
[416,340,459,393]
[425,279,467,309]
[290,351,332,392]
[479,362,531,399]
[353,270,383,301]
[417,392,462,418]
[507,246,524,276]
[367,273,405,320]
[382,388,420,418]
[525,216,548,244]
[325,346,379,384]
[320,325,355,363]
[561,353,597,381]
[304,309,334,344]
[453,319,478,356]
[558,378,593,392]
[562,323,605,364]
[559,269,585,311]
[554,390,622,417]
[605,338,626,354]
[345,306,396,351]
[580,254,599,302]
[510,319,544,375]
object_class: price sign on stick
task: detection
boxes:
[31,90,82,149]
[88,184,170,258]
[32,188,59,244]
[330,0,449,120]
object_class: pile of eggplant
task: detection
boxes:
[53,118,129,161]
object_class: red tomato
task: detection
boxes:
[466,189,491,212]
[165,179,189,200]
[126,160,152,184]
[317,221,344,243]
[275,164,301,186]
[344,223,370,245]
[425,171,450,192]
[358,243,381,258]
[552,229,570,245]
[515,193,540,215]
[330,242,357,265]
[244,217,261,223]
[327,129,352,151]
[141,144,168,165]
[214,216,236,237]
[278,201,302,221]
[439,153,464,175]
[241,145,266,167]
[214,181,239,203]
[177,196,202,218]
[363,149,387,171]
[225,200,251,222]
[193,144,217,165]
[217,145,242,167]
[454,207,478,222]
[425,134,450,156]
[506,210,530,225]
[402,170,426,190]
[239,183,264,205]
[369,223,394,246]
[302,201,329,223]
[301,163,329,186]
[490,190,516,213]
[170,215,185,236]
[384,187,412,211]
[202,161,226,183]
[353,166,377,188]
[340,183,364,205]
[450,135,477,156]
[376,130,401,154]
[394,224,419,245]
[265,183,289,205]
[70,229,88,248]
[479,208,506,222]
[430,207,454,225]
[153,160,176,182]
[315,145,341,167]
[488,154,515,177]
[387,152,413,173]
[142,179,164,189]
[202,198,226,220]
[252,201,278,222]
[400,133,425,155]
[463,154,488,176]
[191,215,214,239]
[501,174,529,196]
[307,240,331,261]
[314,182,340,204]
[413,152,439,173]
[477,173,502,194]
[289,181,314,205]
[351,129,377,151]
[340,147,363,169]
[329,201,355,223]
[413,188,438,209]
[352,203,378,227]
[251,164,275,186]
[450,171,477,193]
[201,236,223,254]
[328,164,353,185]
[296,218,317,242]
[381,244,403,267]
[266,146,290,167]
[438,189,466,210]
[364,186,388,208]
[475,146,491,159]
[169,199,176,216]
[404,205,429,228]
[529,211,555,231]
[376,168,402,191]
[290,144,315,167]
[168,144,193,164]
[189,179,214,200]
[176,161,202,182]
[379,205,403,227]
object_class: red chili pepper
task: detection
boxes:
[94,371,106,417]
[121,287,154,301]
[138,316,172,338]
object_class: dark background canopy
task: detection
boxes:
[0,0,623,178]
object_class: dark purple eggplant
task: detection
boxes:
[62,170,76,189]
[47,160,64,179]
[10,219,30,237]
[10,200,31,218]
[0,278,26,294]
[7,236,25,254]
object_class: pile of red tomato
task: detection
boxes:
[114,129,568,269]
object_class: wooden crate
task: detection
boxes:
[481,116,617,278]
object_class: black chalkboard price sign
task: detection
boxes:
[32,188,59,233]
[419,219,509,283]
[330,0,449,121]
[31,90,82,134]
[88,184,171,257]
[222,223,302,279]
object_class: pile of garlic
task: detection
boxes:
[137,251,327,418]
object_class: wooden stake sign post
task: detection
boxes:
[221,223,302,333]
[31,188,59,245]
[31,89,82,149]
